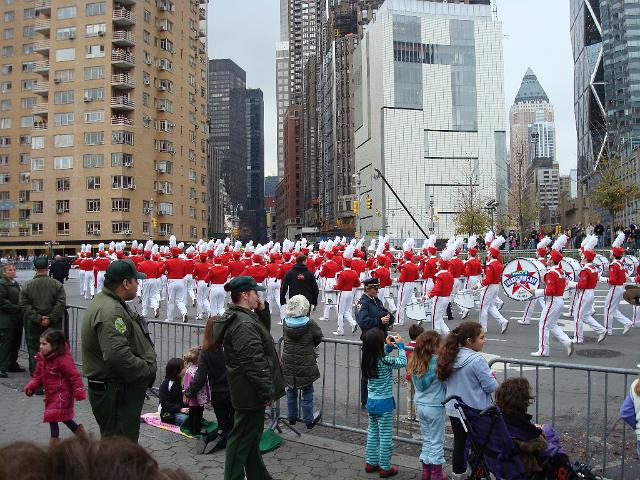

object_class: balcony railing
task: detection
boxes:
[34,20,51,34]
[111,51,135,67]
[32,103,49,115]
[112,31,136,47]
[110,74,135,89]
[112,8,135,25]
[111,96,135,110]
[32,82,49,94]
[33,41,51,54]
[34,0,51,15]
[32,122,48,131]
[111,116,134,126]
[33,61,50,73]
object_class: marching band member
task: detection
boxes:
[266,243,284,321]
[207,245,230,317]
[463,236,482,289]
[420,235,438,300]
[519,237,551,325]
[371,240,396,313]
[319,241,340,322]
[192,243,211,321]
[244,245,269,299]
[74,245,86,297]
[602,232,633,336]
[332,245,360,336]
[472,236,509,334]
[184,246,197,307]
[448,238,467,319]
[93,243,111,296]
[138,244,163,319]
[396,238,419,326]
[526,235,574,357]
[567,235,607,344]
[228,241,246,278]
[428,242,456,335]
[80,244,95,300]
[163,235,189,323]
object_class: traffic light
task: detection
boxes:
[152,218,158,228]
[366,196,372,209]
[233,227,239,237]
[353,199,358,215]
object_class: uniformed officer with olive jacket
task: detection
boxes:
[0,262,24,378]
[81,260,157,442]
[19,256,66,375]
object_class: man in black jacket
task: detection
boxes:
[280,255,319,315]
[49,255,70,284]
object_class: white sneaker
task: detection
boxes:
[517,320,530,325]
[530,351,548,357]
[597,332,607,343]
[566,342,574,356]
[460,309,469,320]
[332,331,344,336]
[501,321,509,334]
[351,323,358,334]
[318,317,327,321]
[623,324,632,335]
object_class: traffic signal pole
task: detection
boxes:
[374,168,428,239]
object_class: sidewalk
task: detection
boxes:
[0,371,422,480]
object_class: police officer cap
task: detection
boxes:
[224,275,266,293]
[105,259,146,283]
[33,255,49,269]
[363,277,380,289]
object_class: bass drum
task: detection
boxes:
[405,302,429,321]
[622,255,639,277]
[501,258,546,302]
[560,258,581,282]
[593,255,610,277]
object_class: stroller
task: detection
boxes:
[444,396,603,480]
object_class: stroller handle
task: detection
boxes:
[479,405,500,416]
[442,395,462,405]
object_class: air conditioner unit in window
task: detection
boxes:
[158,85,167,91]
[128,184,136,190]
[94,230,101,235]
[143,78,150,85]
[56,208,64,214]
[84,95,92,102]
[123,230,132,235]
[158,165,166,173]
[157,211,165,216]
[157,188,165,194]
[68,33,76,39]
[158,106,166,111]
[53,78,61,84]
[124,160,133,167]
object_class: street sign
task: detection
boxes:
[366,230,379,236]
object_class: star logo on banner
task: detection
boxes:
[503,261,536,294]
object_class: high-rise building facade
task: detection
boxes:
[0,0,209,251]
[354,0,506,240]
[245,88,266,242]
[571,0,640,225]
[275,41,289,180]
[208,59,246,212]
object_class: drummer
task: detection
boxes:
[427,244,456,334]
[448,241,468,320]
[601,232,633,336]
[519,237,551,326]
[472,235,510,334]
[318,244,340,322]
[371,242,397,313]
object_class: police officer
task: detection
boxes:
[19,256,66,377]
[355,277,395,409]
[81,260,157,442]
[0,262,24,378]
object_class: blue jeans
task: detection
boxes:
[172,412,188,426]
[417,404,445,465]
[286,385,314,424]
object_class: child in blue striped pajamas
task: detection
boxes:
[361,327,407,478]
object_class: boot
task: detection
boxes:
[48,437,60,449]
[430,464,448,480]
[379,465,399,478]
[73,424,89,441]
[421,462,431,480]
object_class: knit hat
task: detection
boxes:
[285,294,310,318]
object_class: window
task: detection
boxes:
[19,153,30,165]
[85,24,106,37]
[53,69,74,83]
[56,200,70,213]
[54,134,74,148]
[158,202,173,215]
[111,175,134,189]
[18,190,29,204]
[189,207,196,219]
[3,29,14,41]
[143,10,151,23]
[0,118,11,129]
[85,45,105,59]
[83,87,104,101]
[22,25,35,38]
[156,160,173,173]
[112,221,131,234]
[54,90,74,104]
[18,209,29,221]
[54,112,74,126]
[1,64,12,75]
[155,140,174,153]
[0,155,7,166]
[20,116,33,128]
[86,221,101,235]
[159,223,173,236]
[158,38,174,53]
[84,65,104,80]
[83,154,104,168]
[86,176,100,190]
[0,100,9,111]
[84,131,104,146]
[31,178,43,192]
[20,62,33,74]
[84,110,104,123]
[55,48,75,62]
[19,172,30,183]
[20,97,35,109]
[21,79,35,91]
[86,2,105,16]
[31,223,43,236]
[86,199,100,212]
[56,222,70,235]
[142,222,150,235]
[143,92,150,107]
[0,81,11,93]
[143,30,150,43]
[54,156,73,169]
[31,201,43,214]
[112,130,134,145]
[111,152,133,167]
[56,177,70,191]
[31,157,44,171]
[111,198,130,212]
[23,8,35,19]
[189,169,196,182]
[31,136,44,149]
[157,58,173,72]
[2,46,14,57]
[157,79,173,92]
[0,192,8,200]
[157,19,173,32]
[3,11,13,22]
[154,181,173,194]
[56,6,76,20]
[56,27,76,41]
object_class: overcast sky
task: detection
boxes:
[208,0,577,178]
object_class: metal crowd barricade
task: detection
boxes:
[488,357,638,479]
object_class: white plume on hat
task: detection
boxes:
[169,235,177,248]
[254,244,268,257]
[467,235,477,250]
[375,239,385,257]
[116,242,124,253]
[307,244,314,253]
[109,241,116,251]
[186,245,196,256]
[383,234,390,245]
[551,234,569,252]
[270,242,281,255]
[86,244,92,252]
[98,242,105,252]
[341,236,347,245]
[301,238,307,248]
[349,238,357,247]
[368,238,376,251]
[344,245,355,260]
[484,231,494,245]
[612,231,626,248]
[151,244,159,255]
[131,240,139,250]
[144,240,153,252]
[583,234,598,253]
[325,239,334,252]
[402,238,415,252]
[224,238,230,247]
[537,236,552,249]
[490,236,506,250]
[440,245,456,261]
[178,242,184,250]
[198,242,208,254]
[294,241,301,252]
[233,240,242,252]
[215,244,224,256]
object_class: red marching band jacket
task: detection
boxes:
[192,261,210,282]
[207,264,230,285]
[448,257,464,279]
[576,264,598,290]
[371,266,393,288]
[398,262,420,282]
[334,269,361,291]
[429,269,454,298]
[543,267,566,297]
[481,259,503,286]
[607,260,627,286]
[464,258,482,277]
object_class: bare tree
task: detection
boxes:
[454,160,491,237]
[505,141,539,245]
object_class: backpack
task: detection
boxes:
[620,392,637,429]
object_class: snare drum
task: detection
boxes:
[622,255,639,277]
[386,284,399,299]
[453,290,476,310]
[501,258,546,301]
[561,258,581,282]
[593,255,610,277]
[324,290,338,305]
[405,302,428,321]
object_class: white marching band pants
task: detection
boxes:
[95,270,106,295]
[572,289,605,343]
[537,296,571,355]
[603,285,632,334]
[430,295,451,335]
[79,270,86,296]
[141,278,160,317]
[478,284,508,332]
[322,278,337,321]
[166,278,187,322]
[83,271,95,300]
[195,280,210,319]
[336,289,356,334]
[266,278,284,321]
[396,282,415,326]
[209,284,226,317]
[521,296,546,325]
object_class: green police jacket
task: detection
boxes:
[19,274,65,334]
[81,287,157,387]
[213,303,285,410]
[0,275,22,329]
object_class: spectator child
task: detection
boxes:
[408,331,446,480]
[186,316,234,454]
[620,372,640,460]
[282,295,323,429]
[24,329,87,446]
[159,357,188,426]
[405,323,424,421]
[182,347,210,437]
[362,327,407,478]
[437,321,497,476]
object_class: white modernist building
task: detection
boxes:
[354,0,507,240]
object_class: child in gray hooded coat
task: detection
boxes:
[282,294,323,428]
